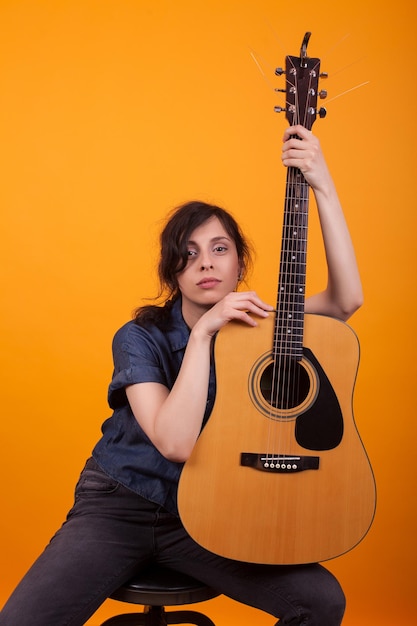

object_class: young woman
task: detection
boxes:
[0,125,363,626]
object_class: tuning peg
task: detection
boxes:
[275,67,285,76]
[275,88,286,93]
[319,90,328,99]
[318,107,327,118]
[320,72,328,79]
[274,106,286,113]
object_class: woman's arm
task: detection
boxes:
[281,125,363,321]
[126,291,273,462]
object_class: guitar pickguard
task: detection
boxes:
[295,348,344,450]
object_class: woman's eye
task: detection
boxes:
[214,246,227,253]
[187,249,198,257]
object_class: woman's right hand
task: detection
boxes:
[192,291,273,339]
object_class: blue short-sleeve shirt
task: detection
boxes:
[92,297,216,515]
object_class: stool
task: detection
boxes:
[100,564,219,626]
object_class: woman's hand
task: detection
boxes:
[192,291,273,339]
[281,125,332,194]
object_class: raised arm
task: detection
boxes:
[281,125,363,321]
[282,126,363,321]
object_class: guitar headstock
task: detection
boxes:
[275,32,327,131]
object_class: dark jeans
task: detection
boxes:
[0,458,345,626]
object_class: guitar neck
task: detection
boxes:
[272,42,322,362]
[274,166,310,361]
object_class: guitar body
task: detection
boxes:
[178,313,376,564]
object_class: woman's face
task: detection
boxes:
[177,216,241,324]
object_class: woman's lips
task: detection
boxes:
[197,278,221,289]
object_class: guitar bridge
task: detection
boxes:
[240,452,319,473]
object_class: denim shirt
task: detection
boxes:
[92,298,216,515]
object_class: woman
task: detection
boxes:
[0,125,363,625]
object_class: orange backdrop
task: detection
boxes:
[1,1,416,625]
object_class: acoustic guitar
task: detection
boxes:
[178,33,376,565]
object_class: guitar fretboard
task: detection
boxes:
[274,167,309,360]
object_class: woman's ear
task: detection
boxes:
[237,263,244,282]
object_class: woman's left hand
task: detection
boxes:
[281,125,331,193]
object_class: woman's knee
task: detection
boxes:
[276,564,346,626]
[300,566,346,625]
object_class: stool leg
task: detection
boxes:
[146,606,168,626]
[165,610,216,626]
[100,612,147,625]
[100,607,216,626]
[100,605,166,625]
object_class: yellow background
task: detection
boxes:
[1,1,416,625]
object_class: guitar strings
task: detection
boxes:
[267,57,296,468]
[274,52,298,467]
[267,57,317,467]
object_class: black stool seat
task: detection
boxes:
[100,564,219,626]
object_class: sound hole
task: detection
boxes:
[260,358,310,410]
